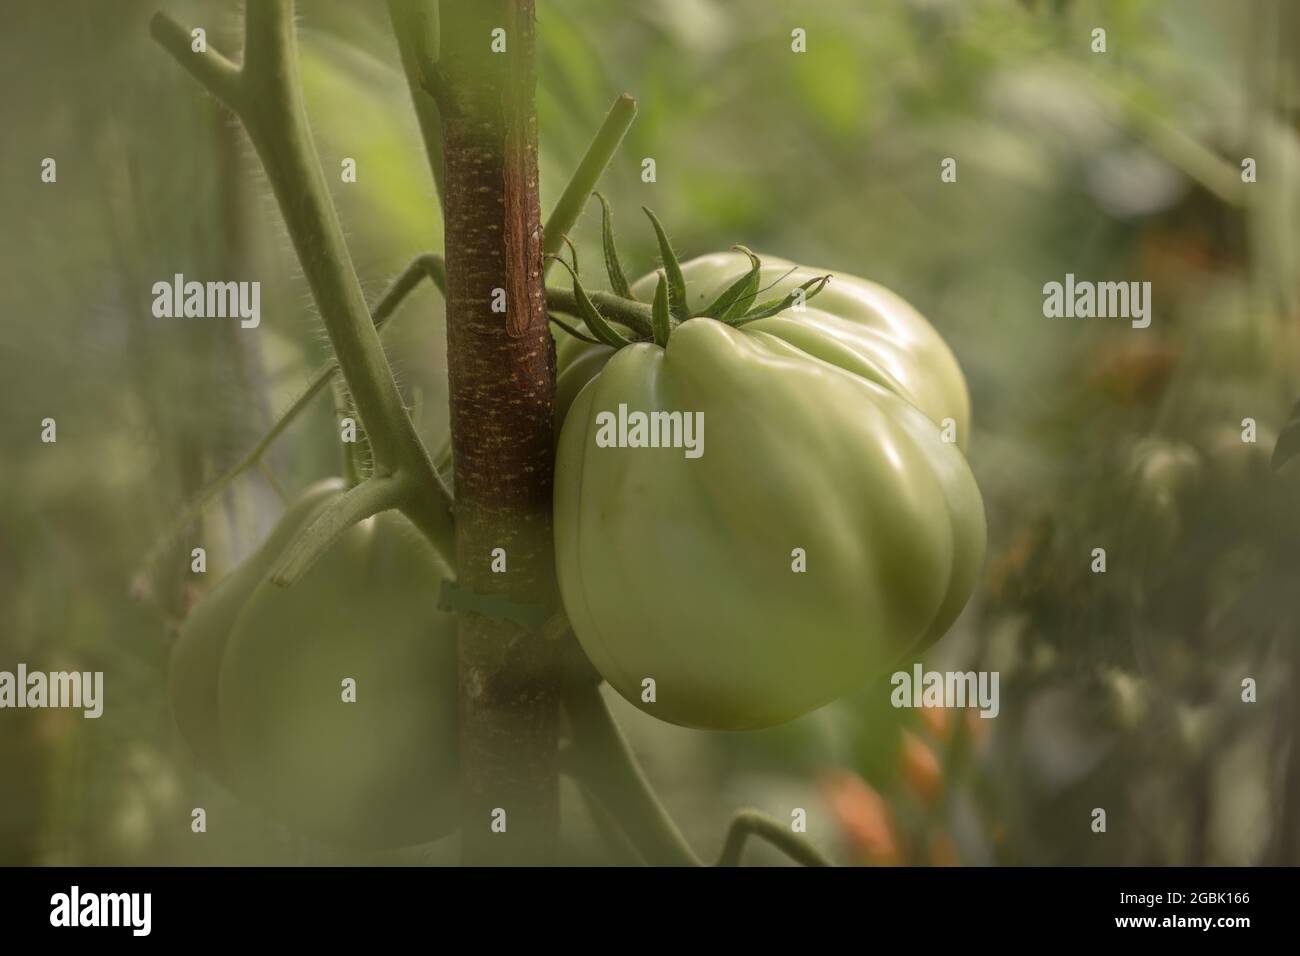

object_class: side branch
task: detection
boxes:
[715,809,834,867]
[541,94,637,278]
[562,682,702,867]
[151,0,455,565]
[272,475,406,586]
[150,13,242,107]
[132,252,448,593]
[546,287,654,339]
[386,0,447,201]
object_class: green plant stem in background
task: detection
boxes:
[151,1,455,568]
[541,94,637,277]
[562,682,702,866]
[1054,58,1245,207]
[562,680,833,867]
[271,474,409,584]
[256,460,289,503]
[333,377,364,487]
[715,809,833,867]
[133,252,448,592]
[386,0,446,205]
[571,778,644,865]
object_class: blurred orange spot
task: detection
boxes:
[899,731,943,805]
[918,704,951,740]
[1138,227,1219,282]
[984,516,1054,604]
[819,770,900,866]
[1084,338,1181,405]
[929,829,960,867]
[36,707,73,744]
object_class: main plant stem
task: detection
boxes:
[435,0,559,865]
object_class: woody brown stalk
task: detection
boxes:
[436,0,559,864]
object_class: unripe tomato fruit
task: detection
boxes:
[553,253,986,730]
[170,479,459,848]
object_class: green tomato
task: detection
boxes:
[171,478,459,848]
[553,252,985,731]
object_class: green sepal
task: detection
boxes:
[651,271,671,347]
[560,234,580,276]
[729,275,832,326]
[642,207,688,322]
[595,192,634,300]
[548,313,603,347]
[548,255,634,349]
[699,245,762,321]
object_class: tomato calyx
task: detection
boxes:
[545,200,832,351]
[723,269,832,326]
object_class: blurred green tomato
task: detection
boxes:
[171,479,459,848]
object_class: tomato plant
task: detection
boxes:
[148,0,983,866]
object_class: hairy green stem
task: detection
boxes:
[151,2,455,566]
[547,256,634,348]
[271,474,407,585]
[546,314,602,346]
[135,251,448,587]
[333,377,364,487]
[386,0,446,204]
[562,682,702,867]
[546,287,654,339]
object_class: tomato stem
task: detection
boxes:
[134,251,450,592]
[542,95,638,280]
[270,474,408,586]
[386,0,446,206]
[715,809,834,867]
[562,682,702,866]
[546,286,654,339]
